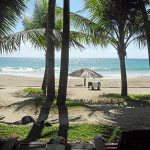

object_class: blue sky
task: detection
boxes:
[2,0,148,59]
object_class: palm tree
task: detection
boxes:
[22,0,105,141]
[23,0,87,96]
[46,0,56,102]
[0,0,105,141]
[139,0,150,66]
[78,0,144,96]
[57,0,70,141]
[25,0,56,141]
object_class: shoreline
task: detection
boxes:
[0,72,150,80]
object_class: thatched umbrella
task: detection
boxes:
[69,68,103,86]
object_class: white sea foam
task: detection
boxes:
[0,66,61,78]
[0,58,150,79]
[0,67,42,77]
[0,67,34,72]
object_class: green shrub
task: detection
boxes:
[23,88,43,97]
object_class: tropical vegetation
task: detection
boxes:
[75,0,150,97]
[21,0,102,141]
[22,0,86,96]
[0,0,150,143]
[0,0,28,35]
[0,124,120,143]
[25,0,56,141]
[139,0,150,66]
[0,0,29,52]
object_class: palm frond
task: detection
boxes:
[0,0,29,35]
[0,28,45,53]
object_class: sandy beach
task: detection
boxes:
[1,74,150,129]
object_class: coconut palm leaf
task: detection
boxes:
[0,27,87,53]
[0,28,45,53]
[22,0,87,51]
[0,0,107,54]
[78,0,148,52]
[0,0,29,35]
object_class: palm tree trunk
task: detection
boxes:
[118,52,127,97]
[118,21,128,97]
[42,54,47,96]
[46,0,56,101]
[25,0,56,141]
[140,0,150,66]
[25,100,53,141]
[57,0,70,142]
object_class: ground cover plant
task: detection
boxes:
[0,123,121,143]
[101,93,150,106]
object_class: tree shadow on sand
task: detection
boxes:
[85,93,150,130]
[5,92,150,131]
[0,116,5,121]
[94,93,150,107]
[5,96,84,115]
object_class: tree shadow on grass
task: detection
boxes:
[40,130,58,139]
[100,93,150,107]
[5,97,45,114]
[86,93,150,130]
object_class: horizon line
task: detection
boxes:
[0,56,148,59]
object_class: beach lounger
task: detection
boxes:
[88,82,92,88]
[91,82,101,90]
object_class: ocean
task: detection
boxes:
[0,57,150,78]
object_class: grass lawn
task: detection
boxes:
[100,93,150,106]
[22,88,43,97]
[0,123,121,142]
[104,93,150,101]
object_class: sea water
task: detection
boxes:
[0,57,149,78]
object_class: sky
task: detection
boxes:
[2,0,148,59]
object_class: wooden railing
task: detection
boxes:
[0,140,118,150]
